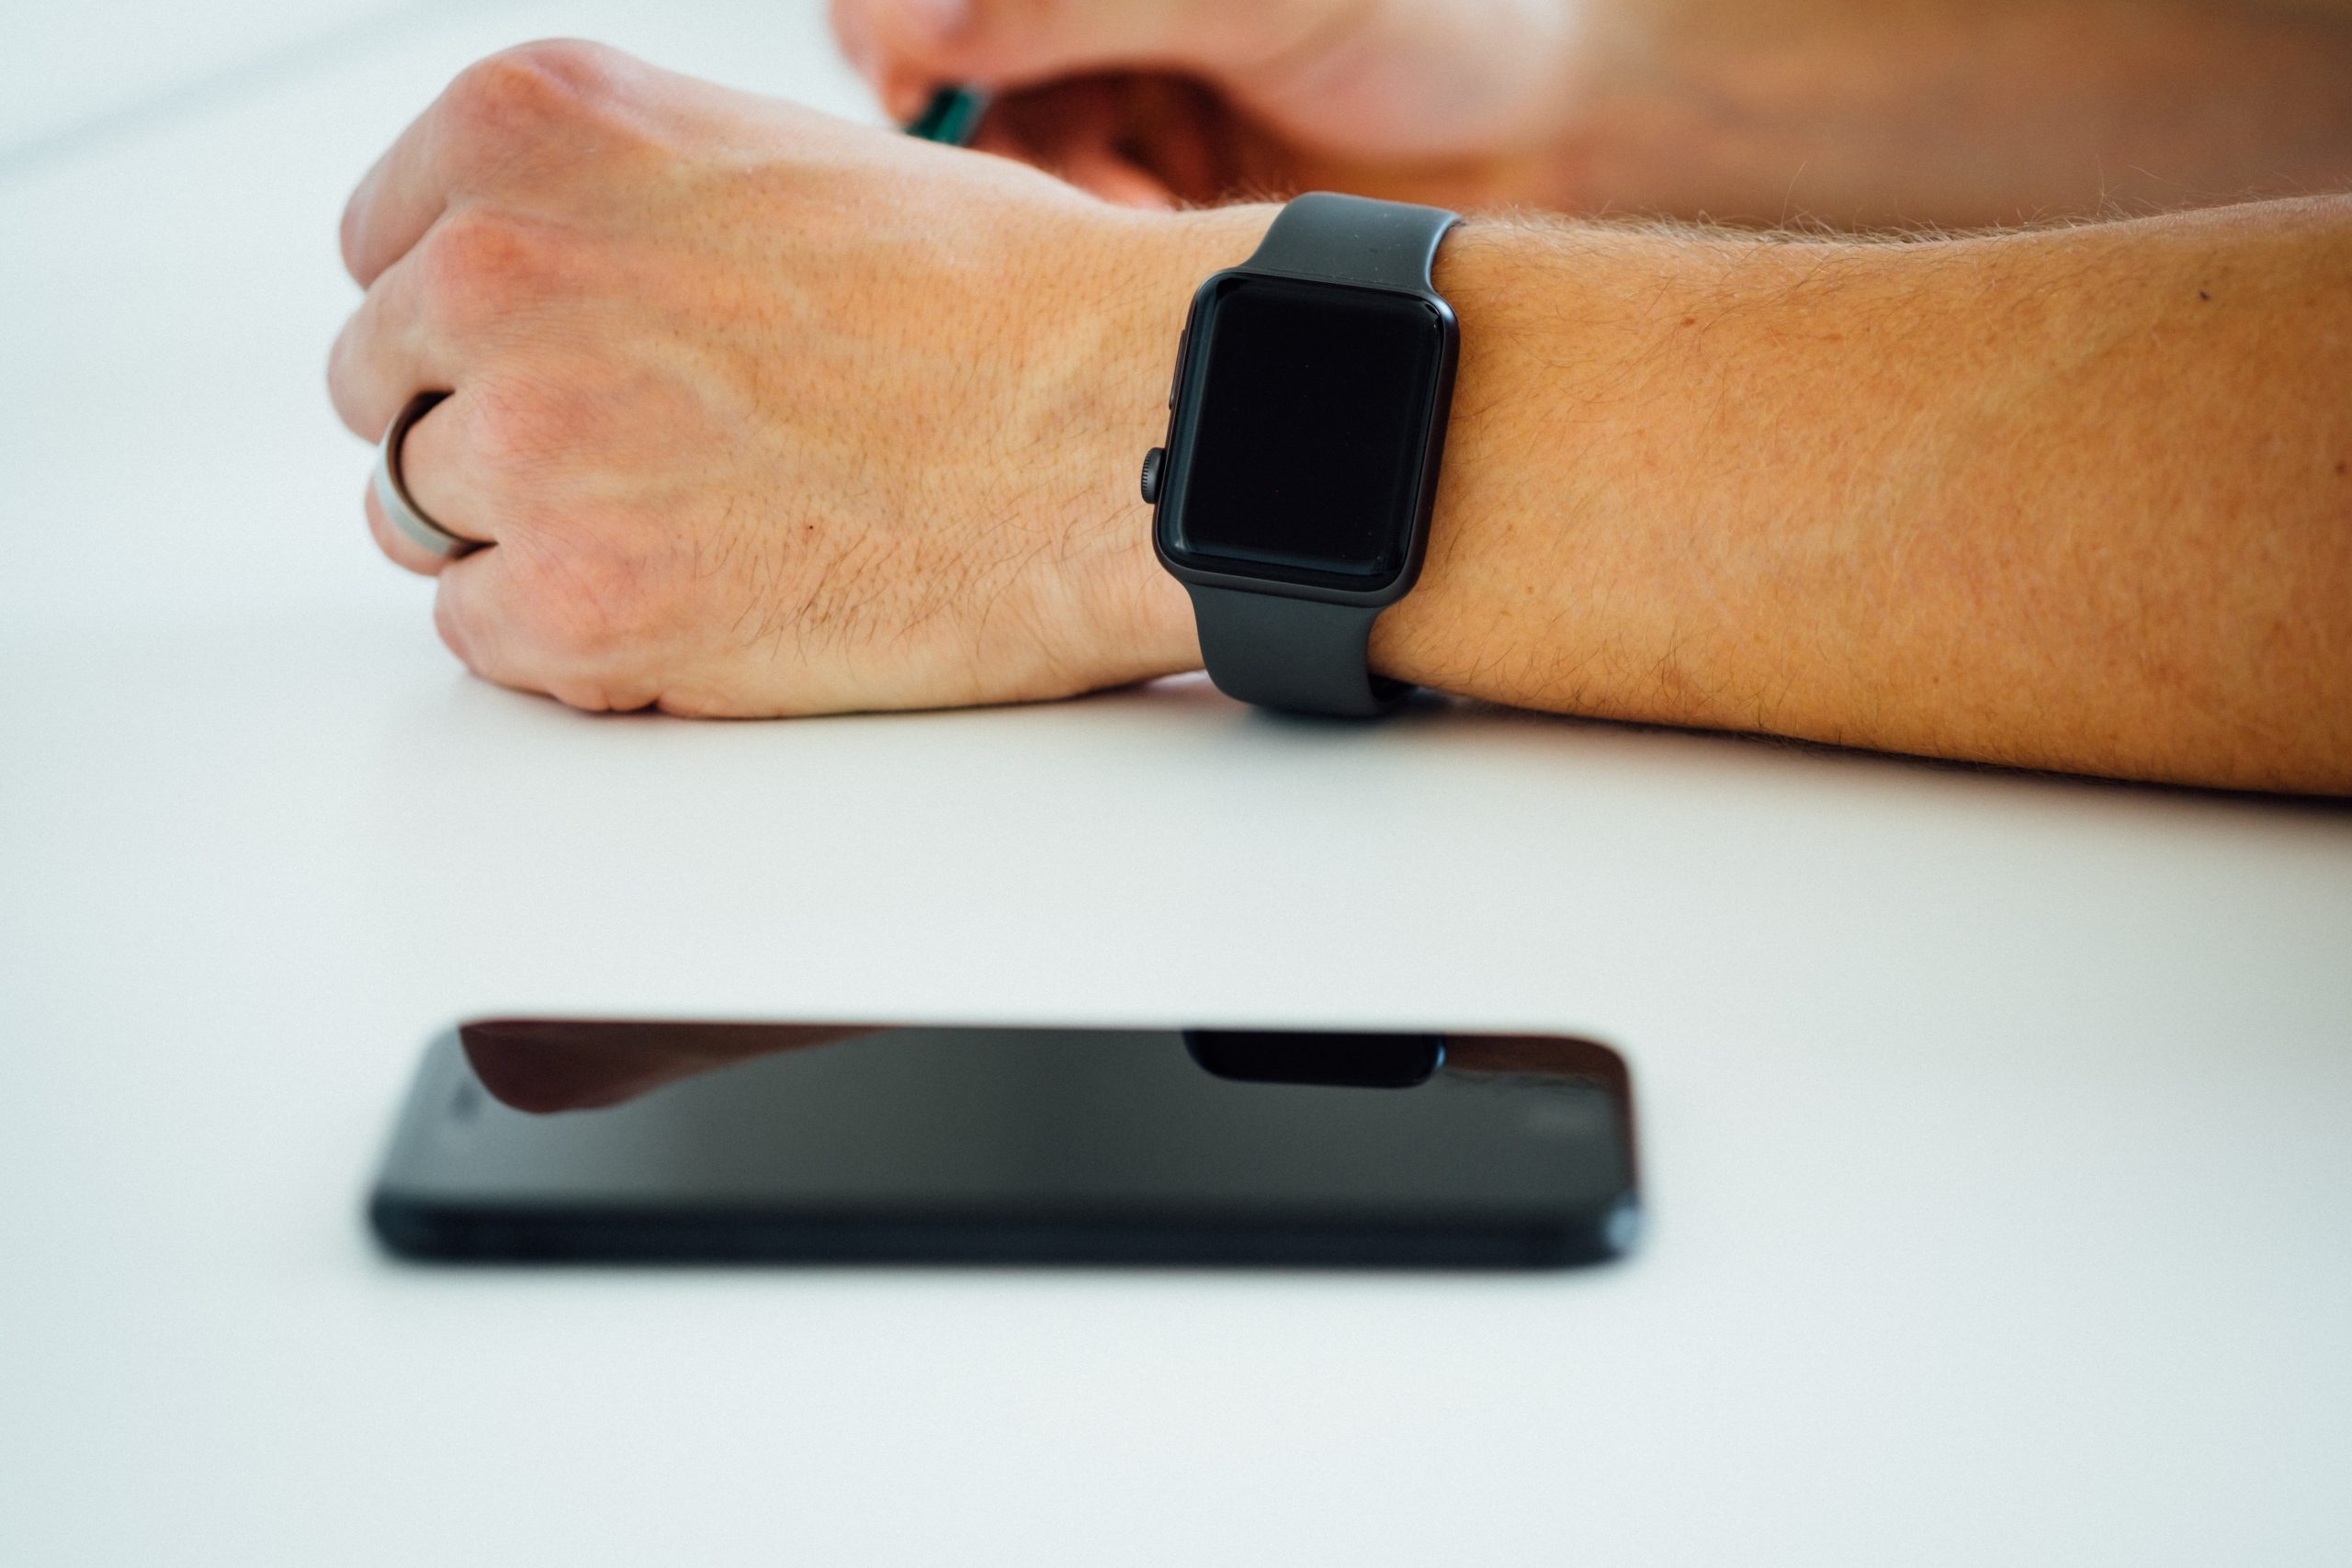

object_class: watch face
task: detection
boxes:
[1159,274,1452,591]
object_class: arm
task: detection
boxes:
[330,47,2349,791]
[1114,195,2352,789]
[1367,196,2352,789]
[1552,0,2352,229]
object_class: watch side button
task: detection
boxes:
[1139,446,1166,506]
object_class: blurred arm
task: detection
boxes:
[1343,194,2352,789]
[1543,0,2352,229]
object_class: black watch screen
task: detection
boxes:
[1158,274,1451,589]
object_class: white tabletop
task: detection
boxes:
[5,5,2349,1562]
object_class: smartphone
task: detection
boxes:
[368,1021,1640,1269]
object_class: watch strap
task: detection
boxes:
[1186,584,1408,717]
[1238,191,1457,292]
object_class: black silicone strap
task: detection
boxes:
[1185,586,1406,716]
[1238,190,1457,292]
[1193,192,1456,717]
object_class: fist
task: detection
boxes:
[330,40,1248,715]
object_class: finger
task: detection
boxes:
[342,77,471,288]
[1121,74,1251,201]
[340,39,634,286]
[1057,145,1181,209]
[830,0,884,86]
[430,545,658,715]
[327,239,469,441]
[384,389,502,551]
[428,546,532,694]
[970,81,1101,181]
[978,74,1248,204]
[364,472,463,579]
[969,104,1178,205]
[361,390,501,578]
[876,63,936,126]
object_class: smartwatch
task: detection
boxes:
[1143,192,1462,716]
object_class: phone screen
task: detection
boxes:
[370,1022,1639,1269]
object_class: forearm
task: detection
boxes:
[1351,195,2350,791]
[1552,0,2352,229]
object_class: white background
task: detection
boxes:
[4,3,2349,1562]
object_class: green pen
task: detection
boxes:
[904,85,991,146]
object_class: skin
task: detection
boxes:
[330,6,2352,791]
[840,0,2352,225]
[1393,202,2352,787]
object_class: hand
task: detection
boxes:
[330,40,1253,715]
[831,0,1592,209]
[837,0,2352,231]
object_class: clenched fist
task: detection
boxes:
[331,39,1265,714]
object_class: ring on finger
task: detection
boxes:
[374,391,485,559]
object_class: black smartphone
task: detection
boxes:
[368,1021,1640,1269]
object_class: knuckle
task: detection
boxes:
[501,37,629,96]
[337,199,368,279]
[518,586,605,664]
[417,207,555,323]
[324,320,370,434]
[463,371,597,479]
[446,39,628,134]
[511,539,659,666]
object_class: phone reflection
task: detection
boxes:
[458,1019,1627,1112]
[458,1019,880,1113]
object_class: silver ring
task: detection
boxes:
[373,391,482,558]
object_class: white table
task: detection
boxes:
[5,5,2348,1562]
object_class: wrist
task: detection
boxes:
[1049,202,1280,691]
[1082,197,1511,709]
[1363,216,1513,698]
[1367,213,1655,708]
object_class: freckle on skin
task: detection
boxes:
[2199,289,2210,300]
[1680,316,1696,326]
